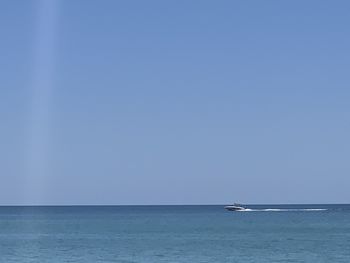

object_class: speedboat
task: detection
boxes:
[224,203,246,211]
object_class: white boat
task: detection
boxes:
[224,203,246,211]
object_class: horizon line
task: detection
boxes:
[0,203,348,207]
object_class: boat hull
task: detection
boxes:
[224,206,246,211]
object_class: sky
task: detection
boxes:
[1,0,350,205]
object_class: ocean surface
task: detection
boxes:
[0,204,349,263]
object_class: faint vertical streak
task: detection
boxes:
[26,0,60,204]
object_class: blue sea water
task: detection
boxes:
[0,205,349,262]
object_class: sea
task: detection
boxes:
[0,204,349,263]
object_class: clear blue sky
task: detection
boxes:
[1,0,350,205]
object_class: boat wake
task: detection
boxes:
[239,208,327,212]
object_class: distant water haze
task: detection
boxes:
[0,0,350,205]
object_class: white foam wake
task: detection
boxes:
[239,208,327,212]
